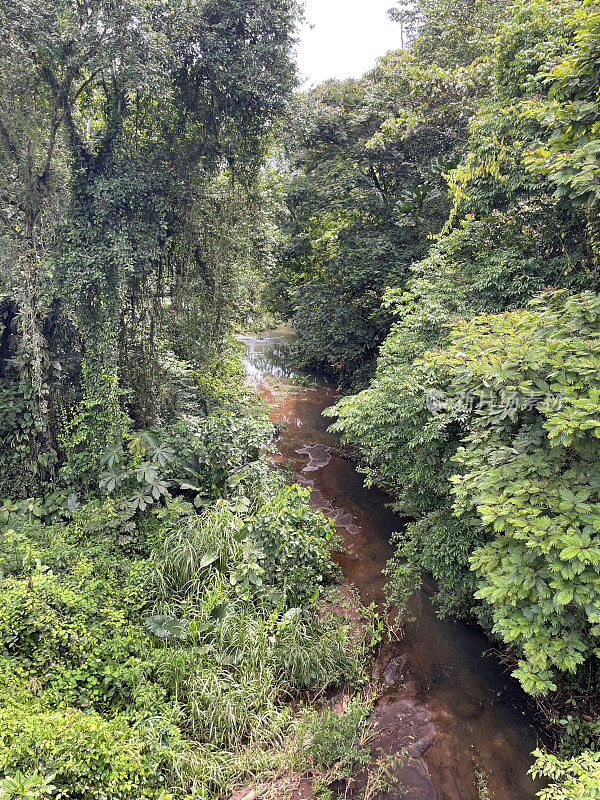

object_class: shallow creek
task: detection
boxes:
[241,329,541,800]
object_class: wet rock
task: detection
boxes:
[382,656,406,686]
[306,488,335,516]
[371,708,437,800]
[363,754,436,800]
[295,474,314,488]
[379,764,437,800]
[441,766,467,800]
[295,443,331,472]
[371,699,436,758]
[333,509,360,535]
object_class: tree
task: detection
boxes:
[273,51,479,379]
[523,3,600,257]
[427,291,600,697]
[390,0,511,67]
[327,0,600,693]
[0,0,299,493]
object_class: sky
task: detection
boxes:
[295,0,404,89]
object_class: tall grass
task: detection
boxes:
[147,498,241,608]
[141,478,367,798]
[152,603,362,748]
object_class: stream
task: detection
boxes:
[241,328,541,800]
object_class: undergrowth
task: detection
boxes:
[0,396,371,799]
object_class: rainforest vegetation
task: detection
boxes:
[268,0,600,797]
[0,2,371,798]
[1,0,600,798]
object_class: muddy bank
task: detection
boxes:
[241,331,541,800]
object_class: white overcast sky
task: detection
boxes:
[295,0,404,89]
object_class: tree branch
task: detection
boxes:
[39,109,60,186]
[0,114,20,161]
[73,67,103,103]
[369,164,387,200]
[16,29,91,167]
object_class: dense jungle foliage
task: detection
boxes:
[0,2,376,798]
[267,0,600,796]
[3,0,600,798]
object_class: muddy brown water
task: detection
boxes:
[241,329,541,800]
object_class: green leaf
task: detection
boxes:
[145,615,189,641]
[199,551,219,569]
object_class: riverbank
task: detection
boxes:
[241,331,541,800]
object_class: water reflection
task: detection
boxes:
[239,328,300,381]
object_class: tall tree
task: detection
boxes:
[0,0,299,493]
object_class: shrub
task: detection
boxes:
[0,770,57,799]
[305,698,371,778]
[531,748,600,800]
[0,571,145,711]
[336,289,600,697]
[0,709,162,800]
[423,291,600,695]
[240,484,341,606]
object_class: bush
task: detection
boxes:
[240,484,341,606]
[0,409,365,800]
[305,698,371,778]
[335,289,600,698]
[0,570,145,711]
[531,748,600,800]
[426,291,600,695]
[0,770,57,799]
[0,709,162,800]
